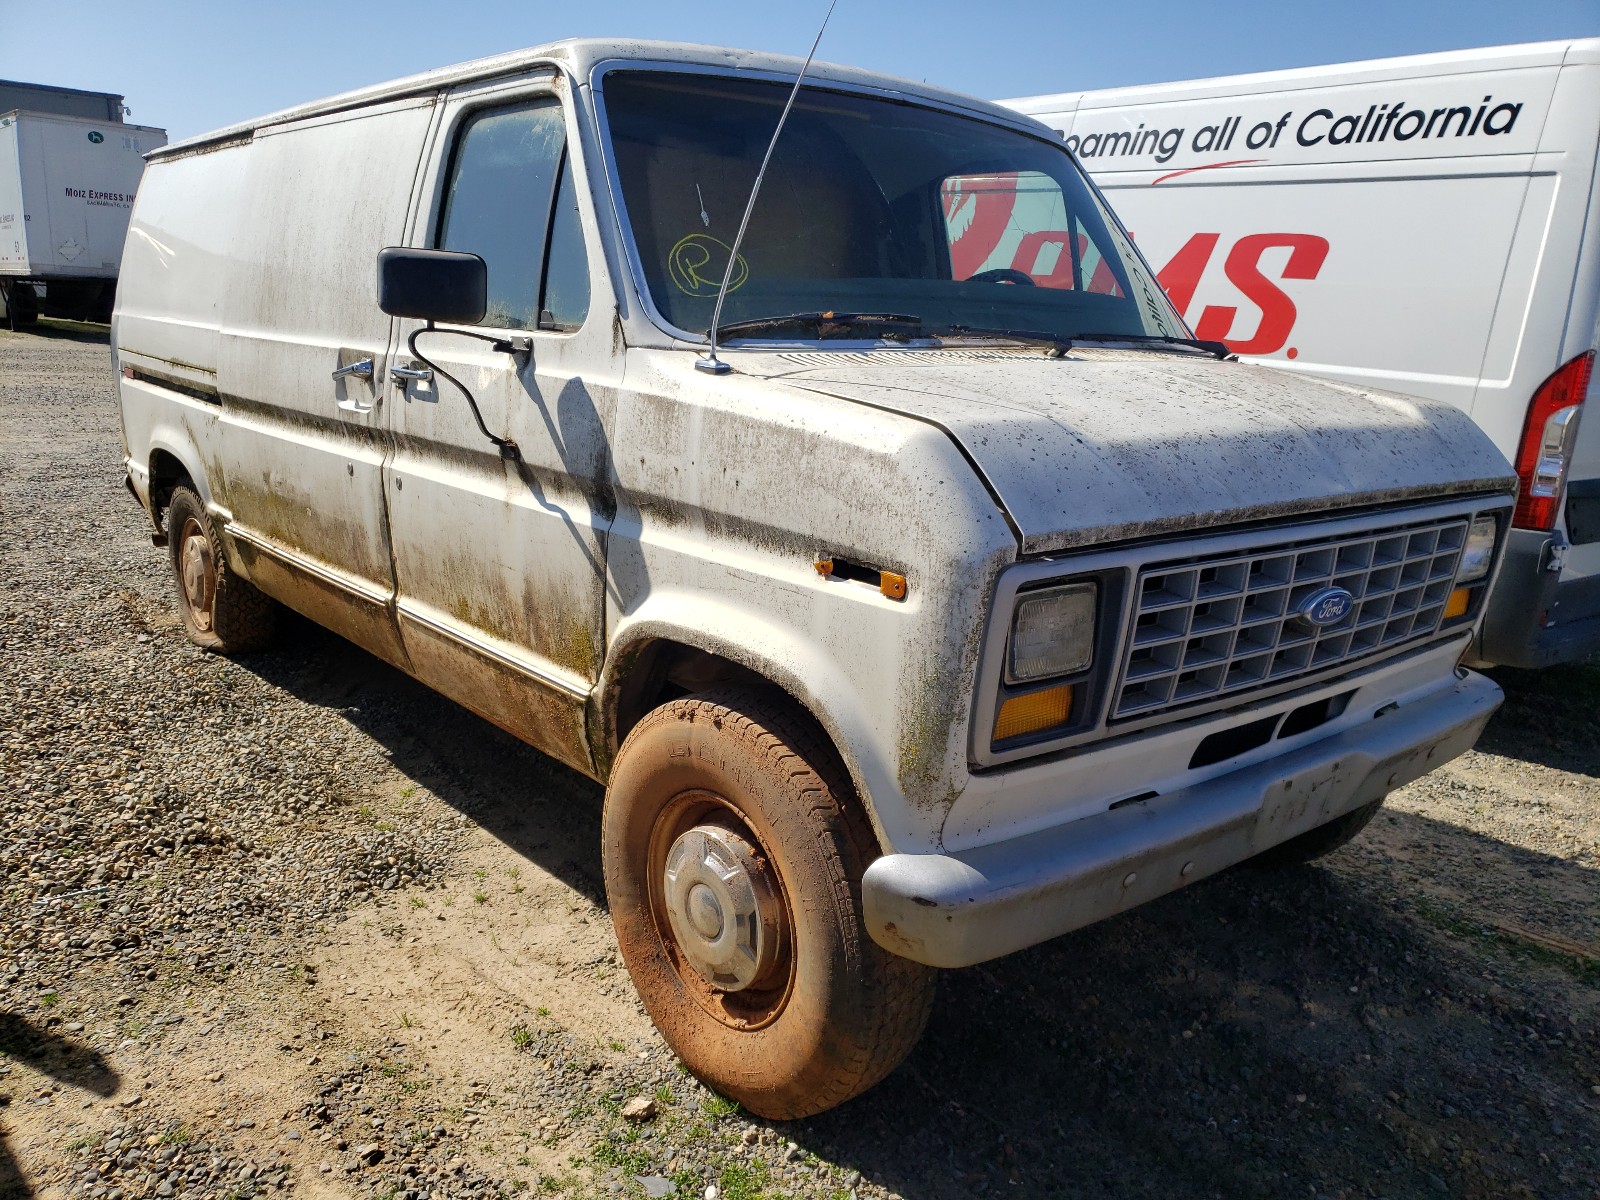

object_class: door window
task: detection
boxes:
[541,160,590,330]
[437,99,589,331]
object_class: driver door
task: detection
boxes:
[382,76,614,774]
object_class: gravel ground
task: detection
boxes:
[2,323,1597,1200]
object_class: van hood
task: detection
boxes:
[747,349,1516,555]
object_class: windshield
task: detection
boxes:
[600,70,1187,344]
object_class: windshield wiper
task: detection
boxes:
[1072,331,1233,360]
[712,311,923,340]
[937,325,1232,360]
[935,325,1075,356]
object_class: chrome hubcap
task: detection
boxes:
[662,824,783,992]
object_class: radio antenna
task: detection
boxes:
[697,0,839,375]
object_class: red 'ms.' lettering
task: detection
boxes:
[1153,233,1219,316]
[1155,233,1330,355]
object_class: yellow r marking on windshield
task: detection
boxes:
[668,233,749,298]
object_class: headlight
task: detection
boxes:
[1455,515,1497,585]
[1006,583,1097,683]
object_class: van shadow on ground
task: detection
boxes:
[1476,662,1600,779]
[236,618,1598,1200]
[1,320,110,347]
[0,1014,121,1200]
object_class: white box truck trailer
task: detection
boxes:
[0,110,166,326]
[1001,39,1600,668]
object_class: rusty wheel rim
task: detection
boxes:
[178,516,215,633]
[645,789,796,1031]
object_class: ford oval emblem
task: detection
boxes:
[1298,586,1354,629]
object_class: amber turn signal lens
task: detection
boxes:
[1444,586,1472,620]
[880,571,908,601]
[993,684,1073,742]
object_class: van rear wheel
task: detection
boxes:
[602,688,935,1119]
[166,486,278,653]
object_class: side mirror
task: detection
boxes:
[376,247,487,325]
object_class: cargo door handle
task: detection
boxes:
[332,355,376,414]
[331,357,373,381]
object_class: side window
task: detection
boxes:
[437,98,589,331]
[541,156,590,330]
[941,170,1124,295]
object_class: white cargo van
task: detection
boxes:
[114,39,1514,1117]
[1003,39,1600,668]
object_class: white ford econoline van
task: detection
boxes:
[1004,38,1600,669]
[114,40,1514,1118]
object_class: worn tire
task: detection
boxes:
[166,486,278,653]
[1251,798,1385,868]
[603,688,935,1119]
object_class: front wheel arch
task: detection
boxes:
[595,624,900,852]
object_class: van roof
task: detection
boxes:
[1000,36,1600,115]
[152,37,1042,160]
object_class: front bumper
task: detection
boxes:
[862,669,1501,968]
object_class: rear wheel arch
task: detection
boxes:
[146,446,199,526]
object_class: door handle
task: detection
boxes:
[331,357,374,381]
[391,362,434,387]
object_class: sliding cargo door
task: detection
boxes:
[216,96,437,666]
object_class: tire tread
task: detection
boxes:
[611,687,935,1118]
[167,486,278,654]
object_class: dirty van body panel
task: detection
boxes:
[213,97,437,668]
[754,350,1513,555]
[114,146,250,511]
[1004,38,1600,667]
[604,349,1015,853]
[603,350,1511,856]
[382,75,610,776]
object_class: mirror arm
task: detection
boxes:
[407,323,521,460]
[491,335,533,366]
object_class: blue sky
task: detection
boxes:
[3,0,1595,140]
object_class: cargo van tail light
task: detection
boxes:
[1513,351,1593,531]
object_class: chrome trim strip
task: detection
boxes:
[970,494,1513,769]
[224,523,394,607]
[395,600,592,702]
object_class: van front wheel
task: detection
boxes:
[602,688,935,1119]
[166,486,278,653]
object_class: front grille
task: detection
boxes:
[1112,517,1467,721]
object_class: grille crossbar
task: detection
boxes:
[1113,518,1467,721]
